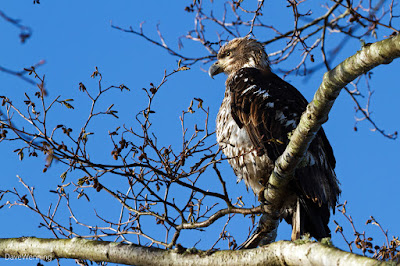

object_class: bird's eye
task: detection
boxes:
[226,51,231,57]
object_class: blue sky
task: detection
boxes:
[1,1,400,265]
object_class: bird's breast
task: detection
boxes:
[216,94,273,194]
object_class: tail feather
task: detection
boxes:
[287,197,331,240]
[301,197,331,239]
[291,199,301,240]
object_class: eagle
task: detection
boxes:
[209,37,340,242]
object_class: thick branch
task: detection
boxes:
[253,34,400,247]
[0,237,388,265]
[273,34,400,188]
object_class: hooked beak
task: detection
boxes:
[208,61,224,79]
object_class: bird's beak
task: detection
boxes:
[208,61,223,79]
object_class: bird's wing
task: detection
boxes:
[228,68,339,207]
[229,68,306,160]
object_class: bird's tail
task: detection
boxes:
[293,197,331,240]
[238,197,331,249]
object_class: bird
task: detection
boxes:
[208,37,340,242]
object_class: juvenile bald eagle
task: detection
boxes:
[209,37,340,241]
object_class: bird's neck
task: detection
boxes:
[225,64,271,85]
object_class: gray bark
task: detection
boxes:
[0,237,390,265]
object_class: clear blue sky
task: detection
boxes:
[1,1,400,265]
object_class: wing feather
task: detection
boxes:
[227,68,340,207]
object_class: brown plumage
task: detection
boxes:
[209,37,340,241]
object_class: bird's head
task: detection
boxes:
[208,37,270,79]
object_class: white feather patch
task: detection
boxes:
[242,85,257,95]
[242,57,256,68]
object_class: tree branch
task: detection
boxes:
[0,237,388,266]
